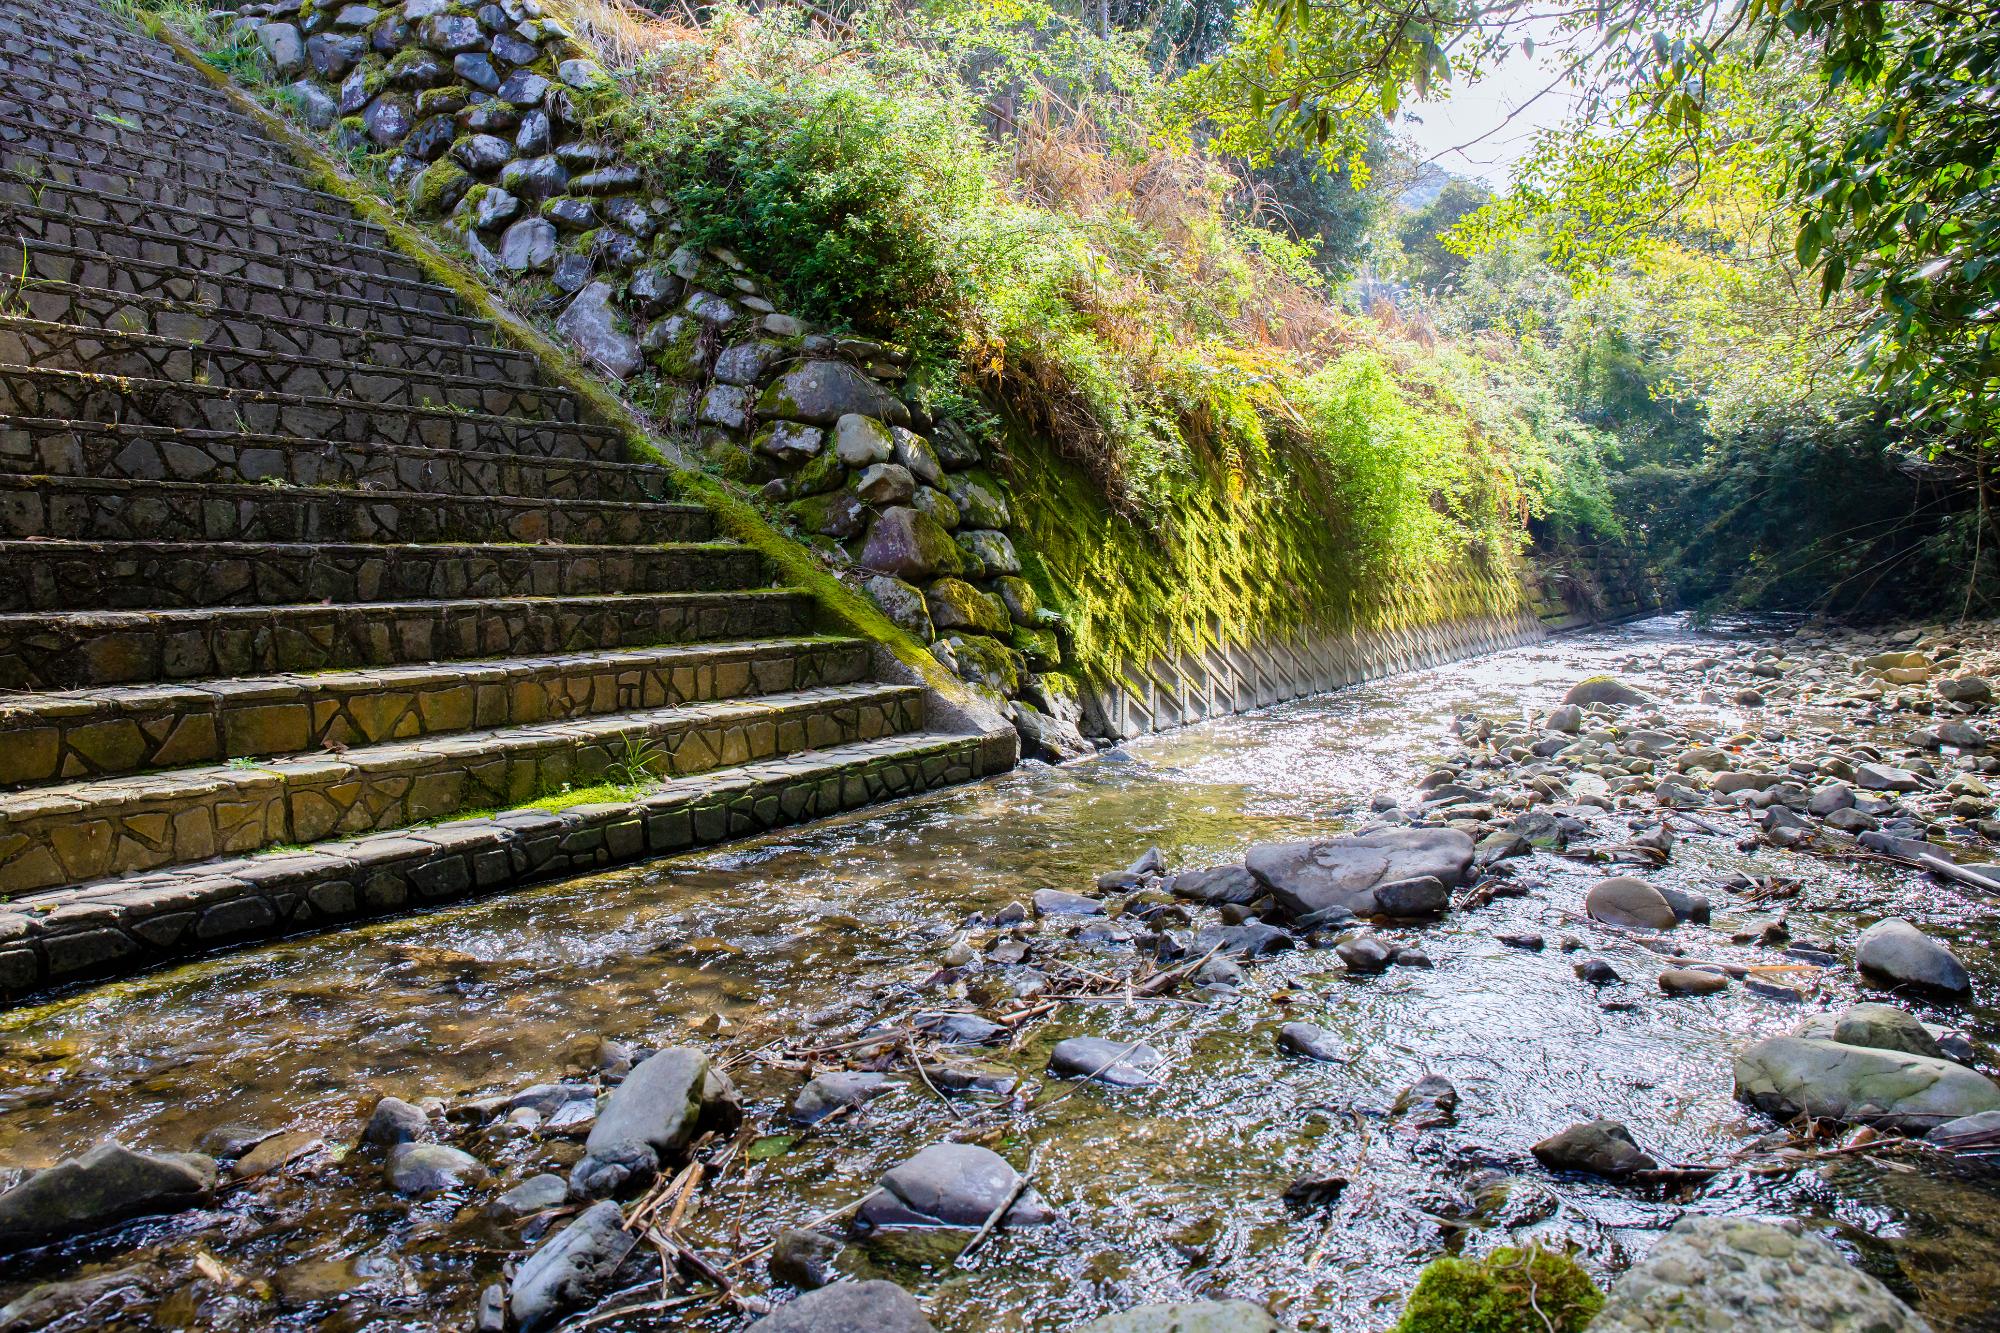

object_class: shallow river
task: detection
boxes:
[2,615,1997,1330]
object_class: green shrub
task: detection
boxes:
[1393,1244,1605,1333]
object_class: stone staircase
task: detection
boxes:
[0,0,991,996]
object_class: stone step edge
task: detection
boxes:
[0,363,625,445]
[0,634,872,787]
[0,68,323,170]
[0,472,705,522]
[0,117,344,207]
[0,414,674,488]
[5,273,535,363]
[8,204,471,303]
[1,314,590,417]
[0,681,925,834]
[0,157,394,246]
[0,585,814,637]
[10,237,537,347]
[0,729,984,999]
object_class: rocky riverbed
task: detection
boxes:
[0,615,1997,1330]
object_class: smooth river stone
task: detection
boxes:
[1585,876,1677,931]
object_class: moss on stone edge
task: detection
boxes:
[1393,1245,1605,1333]
[137,11,995,725]
[1003,406,1530,696]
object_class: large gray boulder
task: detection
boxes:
[1855,918,1972,997]
[1168,865,1260,906]
[759,362,909,426]
[0,1143,214,1249]
[1588,1215,1929,1332]
[790,1072,897,1126]
[1733,1036,2000,1130]
[1584,876,1678,931]
[572,1048,739,1197]
[751,1280,934,1332]
[1244,828,1474,919]
[857,1144,1053,1229]
[556,281,641,379]
[1048,1037,1164,1087]
[508,1200,636,1332]
[1074,1300,1285,1332]
[385,1143,486,1195]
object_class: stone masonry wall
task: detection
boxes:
[207,0,1638,755]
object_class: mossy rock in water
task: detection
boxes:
[1394,1245,1603,1333]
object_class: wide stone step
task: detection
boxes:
[0,122,375,230]
[0,365,626,461]
[1,13,272,108]
[0,729,982,995]
[8,277,543,381]
[0,539,769,611]
[0,635,875,787]
[0,682,927,893]
[0,589,819,690]
[0,474,711,545]
[0,416,676,502]
[0,64,321,177]
[12,237,525,350]
[1,317,589,423]
[4,199,458,309]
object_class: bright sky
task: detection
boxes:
[1391,27,1591,187]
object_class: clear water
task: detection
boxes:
[2,615,1996,1330]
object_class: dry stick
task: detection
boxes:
[905,1040,972,1122]
[555,1292,704,1333]
[956,1146,1039,1266]
[1915,851,2000,896]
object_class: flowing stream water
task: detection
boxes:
[1,615,1997,1331]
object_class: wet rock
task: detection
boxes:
[0,1144,213,1249]
[386,1142,487,1195]
[1584,876,1677,931]
[229,1129,320,1180]
[1194,954,1245,988]
[1168,865,1261,906]
[1277,1022,1343,1062]
[1464,1170,1559,1227]
[1530,1120,1658,1178]
[770,1227,851,1290]
[509,1200,636,1332]
[792,1073,899,1125]
[1588,1215,1927,1333]
[1855,918,1972,997]
[1194,921,1295,958]
[1497,932,1545,951]
[1374,875,1451,917]
[1831,1002,1946,1060]
[1855,762,1922,792]
[1654,885,1712,924]
[573,1048,739,1197]
[1049,1037,1164,1087]
[1659,967,1727,996]
[1938,675,1993,704]
[364,1095,429,1146]
[752,1280,935,1332]
[1393,1074,1459,1125]
[857,1144,1053,1229]
[913,1012,1007,1045]
[1562,676,1654,708]
[1335,933,1396,975]
[1033,888,1104,917]
[1733,1035,2000,1130]
[0,1264,162,1331]
[490,1173,568,1221]
[1547,704,1584,733]
[1926,1109,2000,1153]
[914,1060,1018,1096]
[1073,1300,1285,1332]
[1246,828,1475,919]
